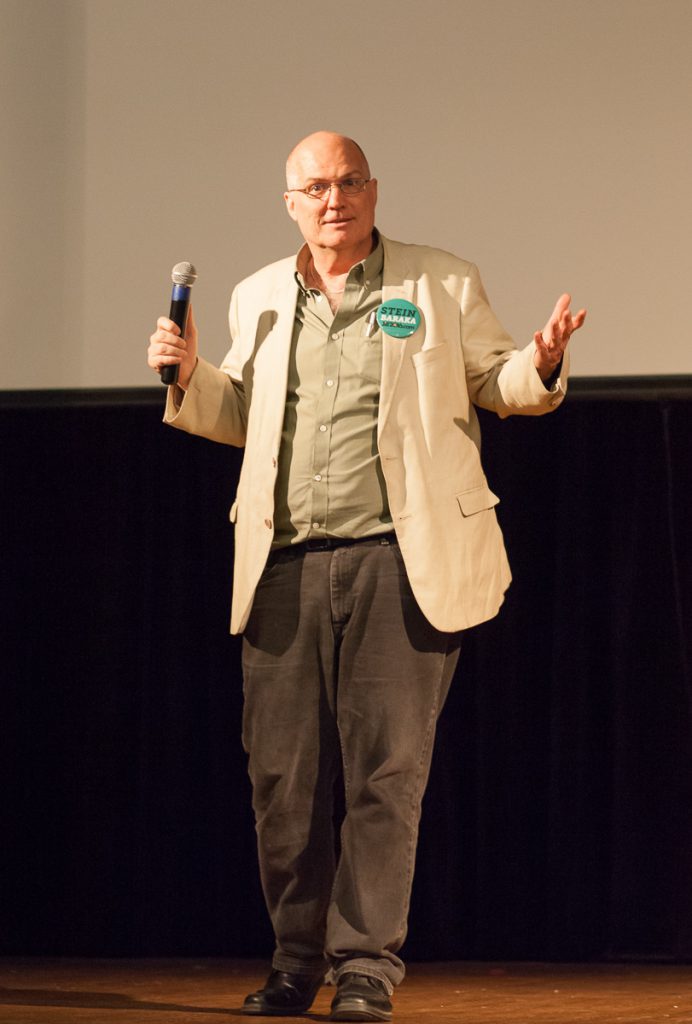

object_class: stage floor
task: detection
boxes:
[0,959,690,1023]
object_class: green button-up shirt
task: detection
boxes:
[272,234,393,547]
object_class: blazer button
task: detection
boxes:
[264,518,272,529]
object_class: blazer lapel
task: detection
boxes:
[378,237,416,437]
[255,271,299,444]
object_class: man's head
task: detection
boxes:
[284,131,377,263]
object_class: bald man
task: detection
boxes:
[148,131,585,1021]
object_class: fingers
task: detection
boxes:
[156,316,181,334]
[558,306,572,340]
[147,319,187,372]
[542,314,565,350]
[535,294,586,380]
[147,304,199,387]
[551,293,572,320]
[543,296,587,342]
[535,329,560,362]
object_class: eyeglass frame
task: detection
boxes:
[286,178,371,200]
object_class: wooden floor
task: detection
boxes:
[0,959,690,1023]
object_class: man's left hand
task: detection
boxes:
[534,293,587,382]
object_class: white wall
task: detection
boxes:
[3,0,692,388]
[1,0,84,389]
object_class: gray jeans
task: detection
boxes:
[241,536,461,990]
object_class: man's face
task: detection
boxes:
[284,137,377,256]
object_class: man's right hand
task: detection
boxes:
[147,304,198,389]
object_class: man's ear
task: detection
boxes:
[284,192,298,223]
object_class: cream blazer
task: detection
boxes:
[165,236,568,634]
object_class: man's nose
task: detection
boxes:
[326,184,345,208]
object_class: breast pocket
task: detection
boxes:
[411,342,449,369]
[356,322,384,384]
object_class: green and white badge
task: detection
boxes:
[376,299,422,338]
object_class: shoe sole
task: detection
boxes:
[330,1001,392,1022]
[242,976,324,1016]
[242,1004,315,1016]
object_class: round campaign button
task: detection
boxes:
[376,299,422,338]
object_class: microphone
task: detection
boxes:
[161,261,198,385]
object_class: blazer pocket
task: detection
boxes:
[412,342,448,368]
[456,484,500,517]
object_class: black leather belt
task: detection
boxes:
[301,533,396,552]
[268,533,397,564]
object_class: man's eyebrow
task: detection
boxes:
[302,171,364,183]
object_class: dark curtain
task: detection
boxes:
[2,387,690,960]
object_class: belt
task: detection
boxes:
[301,533,396,552]
[269,533,397,562]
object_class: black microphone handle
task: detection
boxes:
[161,290,191,386]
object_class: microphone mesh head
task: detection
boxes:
[171,261,198,286]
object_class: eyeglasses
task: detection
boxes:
[287,178,370,200]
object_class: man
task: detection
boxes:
[148,131,586,1021]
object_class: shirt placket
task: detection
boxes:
[308,278,361,535]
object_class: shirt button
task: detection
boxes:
[319,424,327,432]
[314,473,322,481]
[331,332,339,340]
[312,522,321,529]
[326,379,334,387]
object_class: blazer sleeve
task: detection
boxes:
[162,285,248,446]
[460,263,569,417]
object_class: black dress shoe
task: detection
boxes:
[242,968,325,1016]
[330,973,393,1021]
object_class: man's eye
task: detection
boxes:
[308,183,327,195]
[342,179,357,188]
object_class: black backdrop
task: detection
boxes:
[2,381,691,961]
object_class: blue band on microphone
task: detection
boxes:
[172,284,191,301]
